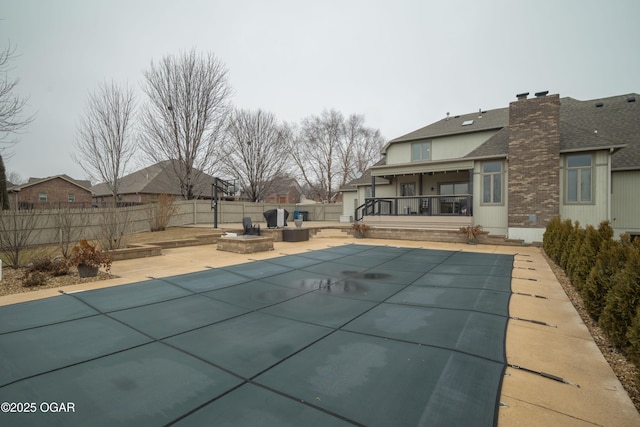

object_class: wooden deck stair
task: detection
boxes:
[311,228,351,239]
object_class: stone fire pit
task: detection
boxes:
[216,235,274,254]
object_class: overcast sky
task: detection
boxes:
[1,0,639,183]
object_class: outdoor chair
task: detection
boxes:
[242,217,260,235]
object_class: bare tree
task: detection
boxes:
[1,42,35,210]
[73,81,136,204]
[0,208,46,267]
[146,193,178,232]
[139,49,233,200]
[1,42,35,149]
[6,170,23,185]
[96,207,131,250]
[221,109,291,201]
[340,114,385,184]
[0,154,9,209]
[290,109,383,202]
[54,207,92,258]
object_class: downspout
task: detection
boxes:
[608,148,613,222]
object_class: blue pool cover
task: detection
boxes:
[0,244,513,426]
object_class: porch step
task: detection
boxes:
[312,228,351,239]
[362,217,472,231]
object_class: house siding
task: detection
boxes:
[611,170,640,235]
[385,130,498,164]
[507,94,560,233]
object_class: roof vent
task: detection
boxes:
[535,91,549,97]
[628,97,636,103]
[516,92,529,100]
[595,102,604,108]
[446,112,450,120]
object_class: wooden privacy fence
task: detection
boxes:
[0,201,343,247]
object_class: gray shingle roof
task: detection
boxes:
[92,160,216,198]
[10,175,92,192]
[388,108,509,145]
[463,94,639,169]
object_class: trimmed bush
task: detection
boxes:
[599,241,640,349]
[627,308,640,368]
[570,225,602,293]
[559,221,580,270]
[543,216,562,261]
[583,234,630,321]
[566,226,585,287]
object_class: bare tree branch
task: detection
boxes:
[139,49,233,200]
[221,109,291,201]
[73,81,136,204]
[0,42,36,151]
[290,109,384,202]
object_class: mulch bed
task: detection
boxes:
[0,267,114,297]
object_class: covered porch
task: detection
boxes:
[354,160,474,228]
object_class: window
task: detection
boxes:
[567,154,592,203]
[411,142,431,161]
[401,183,415,196]
[68,194,75,202]
[482,161,502,204]
[39,192,47,202]
[439,182,469,195]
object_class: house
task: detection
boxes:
[92,160,218,205]
[342,92,640,242]
[263,176,303,204]
[7,175,93,209]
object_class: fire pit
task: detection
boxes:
[216,235,274,254]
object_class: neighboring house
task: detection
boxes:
[92,160,218,204]
[263,176,303,204]
[7,175,94,209]
[342,92,640,242]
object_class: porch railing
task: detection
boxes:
[355,195,472,221]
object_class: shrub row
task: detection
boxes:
[543,218,640,367]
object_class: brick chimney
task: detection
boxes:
[507,92,560,229]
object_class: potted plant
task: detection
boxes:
[459,225,483,244]
[351,222,371,238]
[68,240,113,277]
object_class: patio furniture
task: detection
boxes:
[282,228,309,242]
[242,217,260,235]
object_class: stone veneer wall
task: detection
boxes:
[507,94,560,228]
